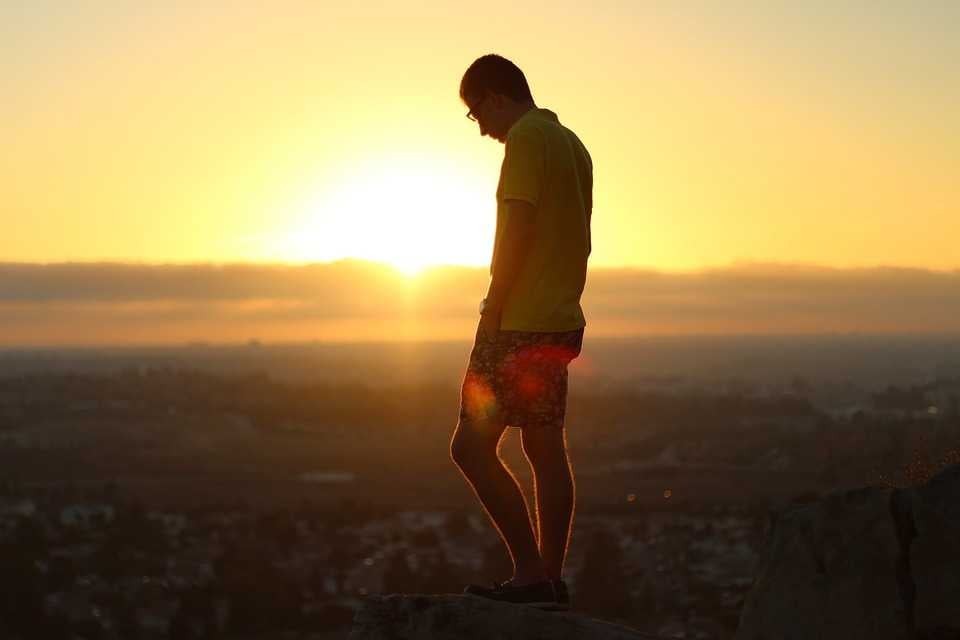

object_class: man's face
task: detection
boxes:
[466,91,507,143]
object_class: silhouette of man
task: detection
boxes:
[451,54,592,610]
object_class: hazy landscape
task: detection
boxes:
[2,336,959,638]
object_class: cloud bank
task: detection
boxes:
[1,261,958,346]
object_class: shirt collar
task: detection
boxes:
[508,107,558,137]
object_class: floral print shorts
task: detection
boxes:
[459,324,584,430]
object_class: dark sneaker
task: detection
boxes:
[551,579,571,611]
[463,579,560,610]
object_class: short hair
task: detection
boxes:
[460,54,534,106]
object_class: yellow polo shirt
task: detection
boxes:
[492,107,593,332]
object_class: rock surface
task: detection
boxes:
[906,464,960,636]
[349,594,662,640]
[737,463,960,640]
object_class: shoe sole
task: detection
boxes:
[465,593,570,611]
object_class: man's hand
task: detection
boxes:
[479,304,502,341]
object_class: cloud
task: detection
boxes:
[584,263,960,331]
[0,261,958,346]
[0,260,417,302]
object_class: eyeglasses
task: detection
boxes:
[466,96,487,122]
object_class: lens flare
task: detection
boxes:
[462,372,498,422]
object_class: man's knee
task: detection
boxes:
[450,421,497,470]
[449,428,471,469]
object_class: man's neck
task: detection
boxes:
[504,102,537,133]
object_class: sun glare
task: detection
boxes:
[271,154,494,274]
[389,254,433,277]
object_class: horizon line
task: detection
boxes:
[4,330,960,352]
[3,258,959,276]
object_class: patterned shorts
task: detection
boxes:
[459,324,584,430]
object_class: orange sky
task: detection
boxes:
[4,2,958,274]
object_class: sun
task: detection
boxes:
[269,153,495,275]
[388,254,434,277]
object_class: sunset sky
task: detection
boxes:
[5,2,958,274]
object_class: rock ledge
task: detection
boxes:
[349,593,663,639]
[736,464,960,640]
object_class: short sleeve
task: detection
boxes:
[499,128,545,206]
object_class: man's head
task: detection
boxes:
[460,54,536,143]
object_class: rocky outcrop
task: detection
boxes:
[737,464,960,640]
[905,464,960,637]
[349,594,663,639]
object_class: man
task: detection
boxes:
[450,54,592,611]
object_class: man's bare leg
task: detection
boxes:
[521,427,575,581]
[451,421,547,585]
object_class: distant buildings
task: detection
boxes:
[60,503,115,528]
[869,378,960,420]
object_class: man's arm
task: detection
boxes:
[484,199,538,316]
